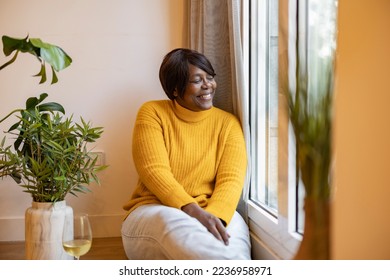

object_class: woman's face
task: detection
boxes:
[174,64,217,111]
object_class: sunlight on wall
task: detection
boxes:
[333,0,390,259]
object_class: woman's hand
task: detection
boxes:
[182,203,230,245]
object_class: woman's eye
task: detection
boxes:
[189,76,214,84]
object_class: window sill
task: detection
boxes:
[248,201,300,260]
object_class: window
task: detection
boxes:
[295,0,338,234]
[248,0,299,260]
[247,0,338,259]
[250,0,279,217]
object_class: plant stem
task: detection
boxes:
[0,51,19,71]
[0,109,23,124]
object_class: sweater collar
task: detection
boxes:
[172,100,213,123]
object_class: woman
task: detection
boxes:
[121,48,251,259]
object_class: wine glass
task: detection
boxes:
[62,213,92,260]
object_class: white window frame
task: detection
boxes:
[245,0,301,259]
[245,0,337,259]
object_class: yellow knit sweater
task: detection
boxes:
[123,100,247,225]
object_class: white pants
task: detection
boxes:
[121,204,251,260]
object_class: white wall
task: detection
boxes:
[0,0,187,241]
[332,0,390,259]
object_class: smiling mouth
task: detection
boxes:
[198,93,212,100]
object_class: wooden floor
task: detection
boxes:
[0,237,127,260]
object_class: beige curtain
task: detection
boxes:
[189,0,251,220]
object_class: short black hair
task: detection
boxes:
[159,48,216,100]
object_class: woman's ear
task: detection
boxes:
[173,88,179,98]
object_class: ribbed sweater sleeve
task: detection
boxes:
[205,117,247,225]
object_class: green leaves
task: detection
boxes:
[26,93,65,115]
[29,38,72,72]
[288,73,333,199]
[1,104,106,202]
[288,48,334,200]
[2,35,35,56]
[1,34,106,203]
[0,35,72,84]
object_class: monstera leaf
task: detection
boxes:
[0,35,72,84]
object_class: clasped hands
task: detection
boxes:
[181,203,230,246]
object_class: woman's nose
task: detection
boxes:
[201,79,212,88]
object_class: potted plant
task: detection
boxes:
[286,4,336,259]
[0,35,106,259]
[288,57,333,260]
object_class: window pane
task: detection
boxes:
[250,0,279,215]
[296,0,338,234]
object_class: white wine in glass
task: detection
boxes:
[62,213,92,260]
